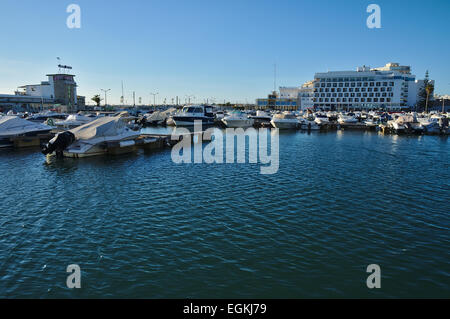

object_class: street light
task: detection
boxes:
[150,92,159,106]
[101,89,111,108]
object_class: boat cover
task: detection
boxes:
[0,116,52,137]
[70,116,128,140]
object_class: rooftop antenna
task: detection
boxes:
[57,57,61,73]
[121,81,124,106]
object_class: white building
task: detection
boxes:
[313,63,433,111]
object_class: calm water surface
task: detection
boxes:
[0,129,448,298]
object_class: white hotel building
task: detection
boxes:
[312,63,432,111]
[256,63,432,111]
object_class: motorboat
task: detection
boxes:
[0,116,52,148]
[172,105,215,126]
[250,111,272,127]
[338,114,358,125]
[270,112,299,129]
[27,111,68,123]
[222,110,254,128]
[42,115,156,158]
[314,112,330,125]
[53,113,96,129]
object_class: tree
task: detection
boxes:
[417,70,433,112]
[425,82,434,113]
[91,94,102,107]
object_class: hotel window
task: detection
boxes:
[381,87,386,92]
[332,93,337,97]
[355,88,360,92]
[363,93,367,97]
[349,98,353,102]
[374,98,378,102]
[387,87,392,92]
[331,98,335,102]
[321,83,325,87]
[351,83,356,87]
[336,98,341,102]
[333,83,337,87]
[319,98,323,102]
[344,93,349,97]
[345,83,350,87]
[376,82,381,86]
[376,93,381,97]
[357,82,362,87]
[337,88,341,92]
[357,93,361,97]
[344,78,349,82]
[380,98,385,102]
[355,98,359,102]
[361,88,366,92]
[363,82,368,87]
[331,88,335,92]
[368,88,372,92]
[321,93,325,97]
[351,93,355,97]
[325,88,329,92]
[327,93,331,97]
[339,93,343,97]
[389,93,394,97]
[343,88,348,92]
[325,98,329,102]
[370,82,374,87]
[343,98,347,102]
[327,83,331,87]
[361,98,365,102]
[382,93,387,97]
[387,98,391,102]
[383,82,388,86]
[339,83,343,87]
[349,88,354,92]
[369,93,374,97]
[374,88,379,92]
[389,82,394,86]
[367,98,372,102]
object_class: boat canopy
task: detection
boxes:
[0,116,52,137]
[69,116,128,140]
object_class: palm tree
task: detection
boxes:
[425,83,434,113]
[91,94,102,107]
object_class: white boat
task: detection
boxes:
[27,111,68,123]
[314,112,330,125]
[271,112,299,129]
[172,105,215,126]
[338,114,358,124]
[42,116,154,158]
[0,116,52,148]
[54,113,96,129]
[222,111,254,128]
[250,111,272,127]
[299,118,320,130]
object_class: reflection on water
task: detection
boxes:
[0,130,448,298]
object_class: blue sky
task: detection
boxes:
[0,0,449,104]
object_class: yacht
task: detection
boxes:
[271,112,299,129]
[0,116,52,148]
[27,111,68,123]
[314,112,330,125]
[42,115,155,158]
[338,114,358,125]
[54,113,96,129]
[222,111,254,128]
[172,105,215,126]
[250,111,272,127]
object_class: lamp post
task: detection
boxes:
[101,89,111,109]
[150,92,159,108]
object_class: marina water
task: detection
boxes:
[0,129,448,298]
